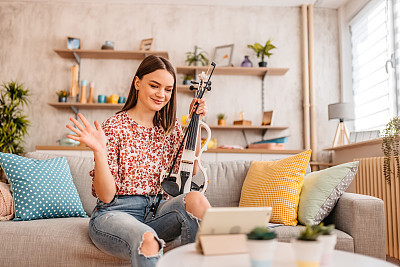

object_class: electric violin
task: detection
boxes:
[161,62,216,197]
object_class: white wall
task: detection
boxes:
[0,1,340,160]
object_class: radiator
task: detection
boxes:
[354,157,400,260]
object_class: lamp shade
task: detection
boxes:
[328,102,355,121]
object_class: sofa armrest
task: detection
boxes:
[324,192,385,260]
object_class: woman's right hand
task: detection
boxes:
[66,113,107,153]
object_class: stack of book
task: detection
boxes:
[248,137,289,150]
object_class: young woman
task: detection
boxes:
[66,55,211,267]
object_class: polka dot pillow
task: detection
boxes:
[0,152,87,221]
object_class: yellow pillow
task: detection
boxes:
[239,150,312,226]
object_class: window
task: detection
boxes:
[350,0,397,131]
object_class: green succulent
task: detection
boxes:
[312,223,335,235]
[56,90,69,97]
[298,224,320,241]
[247,39,277,63]
[217,113,226,120]
[247,226,277,240]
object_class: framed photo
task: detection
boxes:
[213,44,234,66]
[66,36,81,50]
[139,38,154,51]
[262,110,274,126]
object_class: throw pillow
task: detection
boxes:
[0,152,87,221]
[0,182,14,220]
[298,161,359,225]
[239,150,312,226]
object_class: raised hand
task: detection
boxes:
[66,113,107,153]
[189,98,208,120]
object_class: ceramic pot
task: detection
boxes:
[259,61,267,67]
[247,239,277,267]
[218,119,226,126]
[293,239,323,267]
[58,96,67,103]
[318,234,337,267]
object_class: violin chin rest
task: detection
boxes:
[161,180,180,197]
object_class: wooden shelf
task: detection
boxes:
[206,148,304,154]
[176,66,289,77]
[208,125,288,130]
[48,102,123,109]
[54,49,169,60]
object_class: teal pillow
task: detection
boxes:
[298,161,359,225]
[0,152,87,221]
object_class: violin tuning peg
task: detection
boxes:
[189,85,197,91]
[205,86,211,91]
[190,81,199,85]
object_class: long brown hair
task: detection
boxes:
[118,55,177,134]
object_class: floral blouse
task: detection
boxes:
[90,111,183,197]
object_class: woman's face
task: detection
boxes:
[135,69,174,112]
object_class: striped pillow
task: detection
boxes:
[239,150,312,226]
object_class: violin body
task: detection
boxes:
[161,63,216,197]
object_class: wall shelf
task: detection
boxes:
[48,102,123,109]
[176,66,289,77]
[54,49,169,60]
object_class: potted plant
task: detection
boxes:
[185,46,209,66]
[56,90,69,102]
[217,113,226,126]
[0,81,30,183]
[381,116,400,185]
[314,223,336,267]
[182,74,194,85]
[293,224,324,267]
[247,39,277,67]
[247,226,277,267]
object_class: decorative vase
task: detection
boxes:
[293,239,324,267]
[247,239,277,267]
[58,96,67,103]
[241,56,253,67]
[259,61,267,67]
[318,234,337,267]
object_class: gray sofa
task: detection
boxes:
[0,152,386,266]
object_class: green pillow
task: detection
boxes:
[298,161,359,225]
[0,152,87,221]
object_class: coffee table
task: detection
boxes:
[157,242,396,267]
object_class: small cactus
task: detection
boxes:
[247,226,277,240]
[298,224,320,241]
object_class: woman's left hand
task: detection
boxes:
[189,98,208,120]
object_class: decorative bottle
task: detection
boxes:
[79,80,87,104]
[241,56,253,67]
[88,81,95,103]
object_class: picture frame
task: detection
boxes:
[66,36,81,50]
[262,110,274,126]
[139,38,154,51]
[213,44,234,66]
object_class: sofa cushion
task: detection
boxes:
[298,161,359,225]
[25,152,97,216]
[194,160,252,207]
[0,153,87,221]
[239,150,312,226]
[0,218,129,266]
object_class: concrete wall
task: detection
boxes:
[0,1,340,160]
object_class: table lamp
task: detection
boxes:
[328,102,355,147]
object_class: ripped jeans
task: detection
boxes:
[89,194,199,267]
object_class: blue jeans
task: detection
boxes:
[89,194,199,267]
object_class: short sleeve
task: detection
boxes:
[89,118,121,197]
